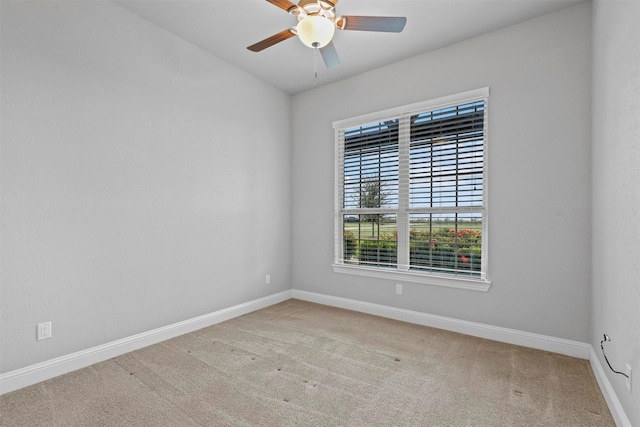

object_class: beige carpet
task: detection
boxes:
[0,299,613,426]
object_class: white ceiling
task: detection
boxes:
[113,0,586,94]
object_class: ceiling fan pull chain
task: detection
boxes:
[313,45,319,85]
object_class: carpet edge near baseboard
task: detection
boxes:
[291,290,630,427]
[1,289,630,426]
[292,290,590,358]
[0,290,293,395]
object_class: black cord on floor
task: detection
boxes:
[600,334,629,378]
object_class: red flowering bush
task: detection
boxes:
[344,225,481,274]
[410,227,481,274]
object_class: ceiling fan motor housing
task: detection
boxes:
[296,0,337,14]
[295,0,337,21]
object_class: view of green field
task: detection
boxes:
[344,220,482,240]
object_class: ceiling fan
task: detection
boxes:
[247,0,407,69]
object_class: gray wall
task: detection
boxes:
[3,3,638,423]
[291,3,592,342]
[0,1,292,373]
[591,1,640,425]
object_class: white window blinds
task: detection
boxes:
[410,101,485,209]
[335,89,488,282]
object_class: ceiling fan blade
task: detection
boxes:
[266,0,300,13]
[337,16,407,33]
[320,41,340,69]
[247,29,296,52]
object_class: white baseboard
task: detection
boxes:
[2,288,630,426]
[589,346,632,427]
[291,290,591,359]
[0,290,293,395]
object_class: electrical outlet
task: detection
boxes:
[626,364,632,392]
[37,322,52,341]
[265,274,271,285]
[396,284,403,295]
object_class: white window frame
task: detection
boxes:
[332,88,491,292]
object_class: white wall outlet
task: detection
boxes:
[396,284,403,295]
[265,274,271,285]
[626,364,632,392]
[37,321,52,341]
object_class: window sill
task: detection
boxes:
[332,264,491,292]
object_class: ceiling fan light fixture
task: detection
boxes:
[296,15,335,48]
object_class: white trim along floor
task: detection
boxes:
[0,289,631,426]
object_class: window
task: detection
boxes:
[333,88,490,291]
